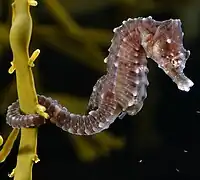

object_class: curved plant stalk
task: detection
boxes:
[8,0,48,179]
[0,136,3,147]
[0,129,19,163]
[70,132,125,161]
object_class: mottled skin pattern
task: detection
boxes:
[6,17,193,135]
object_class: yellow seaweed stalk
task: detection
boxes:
[1,0,48,179]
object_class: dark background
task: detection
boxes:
[0,0,200,179]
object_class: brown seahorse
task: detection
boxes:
[6,17,193,135]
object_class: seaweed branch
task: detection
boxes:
[0,129,19,163]
[7,0,48,179]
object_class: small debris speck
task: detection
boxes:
[176,168,180,172]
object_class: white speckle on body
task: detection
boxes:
[166,38,172,43]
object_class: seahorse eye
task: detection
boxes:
[171,59,180,68]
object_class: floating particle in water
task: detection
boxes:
[176,168,180,172]
[138,160,143,163]
[184,149,188,153]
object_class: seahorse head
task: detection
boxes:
[142,19,194,91]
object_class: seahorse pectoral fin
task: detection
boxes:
[118,112,127,119]
[28,49,40,67]
[8,60,16,74]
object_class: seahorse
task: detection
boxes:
[6,17,193,135]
